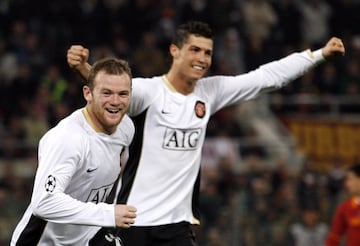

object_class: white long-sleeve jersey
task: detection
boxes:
[11,108,134,245]
[116,50,324,226]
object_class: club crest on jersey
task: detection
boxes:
[194,100,206,118]
[45,175,56,193]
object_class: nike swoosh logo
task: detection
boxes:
[87,168,98,173]
[161,110,171,114]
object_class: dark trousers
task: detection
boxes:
[89,221,197,246]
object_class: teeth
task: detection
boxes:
[193,66,204,71]
[107,109,119,113]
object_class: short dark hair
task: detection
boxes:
[87,57,132,89]
[348,163,360,177]
[172,21,214,48]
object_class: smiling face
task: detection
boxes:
[173,35,213,81]
[169,35,213,94]
[83,71,131,134]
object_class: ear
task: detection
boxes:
[169,44,180,59]
[83,85,92,102]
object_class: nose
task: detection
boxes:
[197,52,206,63]
[110,94,122,105]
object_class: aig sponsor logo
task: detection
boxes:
[163,127,202,150]
[86,183,113,204]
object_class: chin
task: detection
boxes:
[106,117,122,126]
[189,74,202,82]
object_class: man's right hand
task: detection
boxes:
[67,45,91,79]
[114,205,137,228]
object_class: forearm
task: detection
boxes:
[32,192,116,227]
[76,63,92,80]
[258,48,324,92]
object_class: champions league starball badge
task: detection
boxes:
[45,175,56,193]
[194,100,206,118]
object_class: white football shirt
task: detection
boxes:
[118,50,324,226]
[11,108,134,245]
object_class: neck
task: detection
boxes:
[83,107,102,133]
[165,71,196,95]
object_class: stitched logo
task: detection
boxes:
[194,100,206,118]
[87,167,98,173]
[105,233,124,246]
[45,175,56,193]
[161,109,171,114]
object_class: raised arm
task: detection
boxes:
[67,45,92,80]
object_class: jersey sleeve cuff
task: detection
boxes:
[306,49,325,63]
[98,203,117,227]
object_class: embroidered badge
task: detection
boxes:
[194,101,206,118]
[45,175,56,193]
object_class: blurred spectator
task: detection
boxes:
[7,115,27,144]
[132,31,167,77]
[201,136,240,169]
[289,208,328,246]
[239,129,268,160]
[89,44,116,63]
[326,163,360,246]
[0,186,16,244]
[7,20,27,51]
[245,175,273,245]
[217,156,237,205]
[297,0,332,47]
[179,0,210,24]
[125,0,160,46]
[243,34,271,71]
[204,227,227,246]
[16,31,46,76]
[199,174,222,236]
[214,28,246,75]
[317,63,340,95]
[22,101,50,148]
[8,63,37,116]
[207,0,241,35]
[271,157,290,193]
[112,36,132,62]
[0,38,17,84]
[339,58,360,94]
[242,0,278,43]
[272,0,301,47]
[153,0,176,50]
[297,157,321,211]
[327,158,346,215]
[0,132,26,159]
[41,64,69,104]
[48,102,71,128]
[210,105,245,138]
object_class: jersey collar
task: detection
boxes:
[82,107,102,133]
[162,75,177,93]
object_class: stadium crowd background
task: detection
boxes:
[0,0,359,245]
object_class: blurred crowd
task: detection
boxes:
[1,0,360,245]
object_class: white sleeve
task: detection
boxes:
[203,49,325,113]
[30,129,115,227]
[128,77,160,116]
